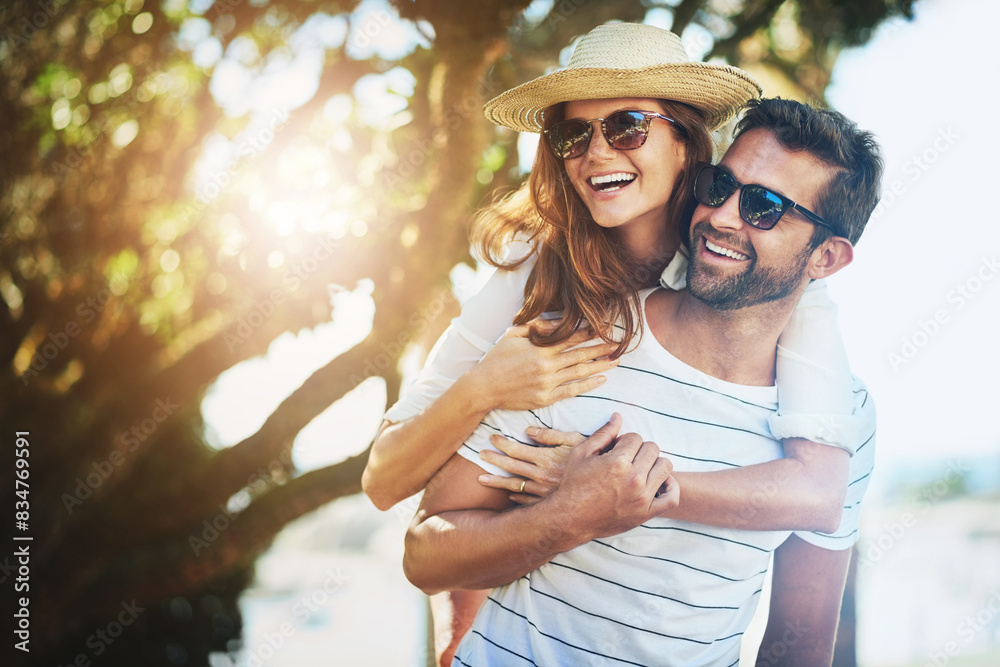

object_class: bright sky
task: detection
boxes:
[824,0,1000,481]
[201,0,1000,498]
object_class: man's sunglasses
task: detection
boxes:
[544,110,675,160]
[692,162,838,233]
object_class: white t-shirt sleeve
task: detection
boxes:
[767,280,873,455]
[794,377,876,550]
[382,242,536,424]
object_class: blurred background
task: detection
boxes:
[2,0,998,665]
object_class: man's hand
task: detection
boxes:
[403,414,679,594]
[549,414,680,543]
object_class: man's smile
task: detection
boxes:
[703,236,750,261]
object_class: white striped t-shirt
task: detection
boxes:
[454,288,875,666]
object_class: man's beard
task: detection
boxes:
[686,222,812,311]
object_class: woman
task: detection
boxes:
[363,22,869,663]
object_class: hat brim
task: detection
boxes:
[484,63,762,133]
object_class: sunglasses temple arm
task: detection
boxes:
[794,205,838,234]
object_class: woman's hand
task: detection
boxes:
[477,426,587,504]
[469,319,619,412]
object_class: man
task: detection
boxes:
[404,98,881,665]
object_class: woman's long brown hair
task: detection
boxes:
[471,99,713,357]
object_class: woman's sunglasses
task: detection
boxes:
[544,110,675,160]
[692,162,838,233]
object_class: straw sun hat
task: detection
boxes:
[484,23,762,133]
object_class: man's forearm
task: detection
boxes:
[405,417,677,596]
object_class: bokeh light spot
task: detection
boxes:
[111,119,139,148]
[160,249,181,272]
[132,12,153,35]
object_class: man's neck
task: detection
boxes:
[646,288,804,386]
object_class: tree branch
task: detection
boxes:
[670,0,705,36]
[37,450,370,644]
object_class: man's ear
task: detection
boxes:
[807,237,854,280]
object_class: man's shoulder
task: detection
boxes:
[636,286,677,346]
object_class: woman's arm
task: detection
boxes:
[668,438,847,532]
[479,430,847,533]
[363,324,617,509]
[478,276,864,531]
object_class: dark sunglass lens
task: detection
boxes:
[695,167,735,207]
[548,120,591,159]
[741,186,786,229]
[605,111,648,150]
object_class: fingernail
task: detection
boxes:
[596,375,607,384]
[478,475,490,483]
[525,426,539,435]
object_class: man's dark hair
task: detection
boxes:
[734,98,883,246]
